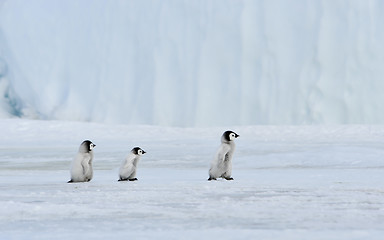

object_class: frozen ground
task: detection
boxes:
[0,119,384,239]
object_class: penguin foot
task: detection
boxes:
[129,178,138,181]
[67,180,73,183]
[224,177,234,181]
[208,177,217,181]
[118,178,128,181]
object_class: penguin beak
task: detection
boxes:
[235,134,239,138]
[142,150,146,154]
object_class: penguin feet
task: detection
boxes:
[67,180,73,183]
[224,177,234,181]
[119,178,138,181]
[208,177,217,181]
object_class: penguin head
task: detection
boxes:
[222,131,239,142]
[79,140,96,153]
[89,142,96,150]
[131,147,146,156]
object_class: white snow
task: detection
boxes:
[1,1,384,126]
[0,119,384,239]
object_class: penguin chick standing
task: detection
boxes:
[118,147,146,181]
[68,140,96,183]
[208,131,239,181]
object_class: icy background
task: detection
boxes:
[1,0,384,126]
[1,1,384,239]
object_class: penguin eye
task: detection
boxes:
[138,150,142,154]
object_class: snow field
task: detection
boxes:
[0,119,384,239]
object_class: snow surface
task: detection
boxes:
[1,1,384,126]
[0,119,384,239]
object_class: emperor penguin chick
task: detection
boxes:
[208,131,239,181]
[119,147,146,181]
[68,140,96,183]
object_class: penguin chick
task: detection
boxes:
[68,140,96,183]
[118,147,146,181]
[208,131,239,181]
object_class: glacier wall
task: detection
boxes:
[0,0,384,126]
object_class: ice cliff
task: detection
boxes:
[0,0,383,126]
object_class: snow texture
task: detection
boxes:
[1,0,384,126]
[0,119,384,239]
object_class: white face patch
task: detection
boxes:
[89,143,95,150]
[138,149,143,155]
[229,133,236,141]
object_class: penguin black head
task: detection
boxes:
[131,147,146,156]
[80,140,96,153]
[222,131,239,142]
